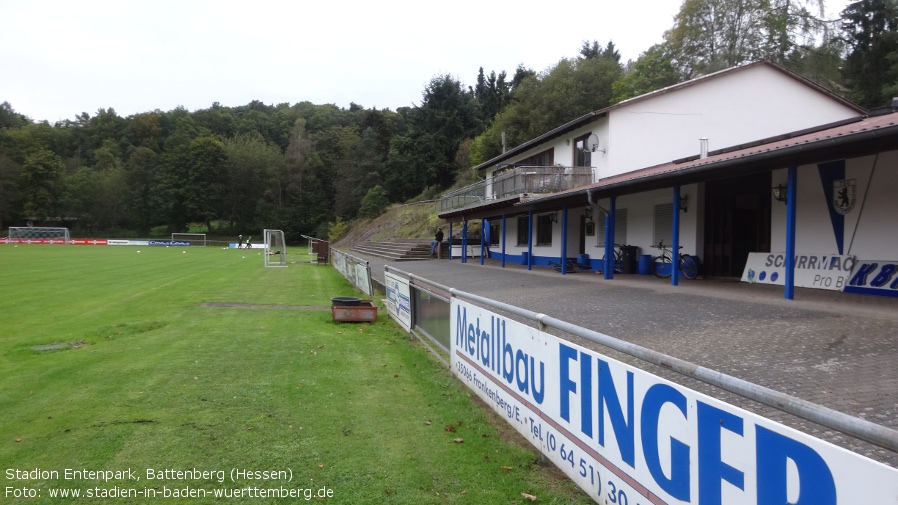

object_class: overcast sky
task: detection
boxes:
[1,0,851,124]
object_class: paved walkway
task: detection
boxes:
[344,250,898,467]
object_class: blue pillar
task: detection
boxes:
[527,210,533,271]
[501,214,507,268]
[448,222,453,260]
[461,218,468,264]
[785,166,797,300]
[561,205,568,275]
[672,185,681,286]
[604,197,616,280]
[480,218,485,265]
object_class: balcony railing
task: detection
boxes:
[440,165,595,213]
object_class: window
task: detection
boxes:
[517,216,529,245]
[536,214,553,246]
[489,221,500,246]
[574,133,592,167]
[518,148,554,167]
[597,208,628,246]
[653,203,673,247]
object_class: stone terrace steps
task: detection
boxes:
[351,239,437,261]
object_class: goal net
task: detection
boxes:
[264,229,288,268]
[171,233,206,246]
[7,227,71,243]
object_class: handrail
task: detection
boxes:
[385,265,898,454]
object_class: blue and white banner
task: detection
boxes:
[384,272,411,332]
[451,299,898,505]
[843,260,898,297]
[742,252,855,291]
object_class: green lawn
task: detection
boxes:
[0,244,587,504]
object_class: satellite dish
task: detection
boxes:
[581,133,604,153]
[586,134,600,152]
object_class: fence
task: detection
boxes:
[381,264,898,505]
[330,248,373,298]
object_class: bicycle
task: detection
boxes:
[596,243,625,274]
[651,240,698,279]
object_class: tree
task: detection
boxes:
[221,133,283,229]
[126,146,160,234]
[841,0,898,108]
[358,184,389,218]
[612,44,683,103]
[21,148,66,220]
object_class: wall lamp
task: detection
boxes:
[583,208,593,222]
[549,213,559,223]
[679,194,688,213]
[772,184,788,204]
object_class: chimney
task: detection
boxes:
[699,138,709,159]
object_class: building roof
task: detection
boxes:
[471,60,865,173]
[528,110,898,207]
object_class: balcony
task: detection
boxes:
[440,165,595,213]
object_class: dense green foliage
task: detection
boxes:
[2,1,894,240]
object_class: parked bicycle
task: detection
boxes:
[596,243,625,274]
[651,240,698,279]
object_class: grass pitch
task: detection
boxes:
[0,244,587,504]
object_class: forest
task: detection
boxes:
[1,0,895,242]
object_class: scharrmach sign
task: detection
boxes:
[450,299,898,504]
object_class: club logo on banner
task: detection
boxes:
[833,179,857,215]
[450,298,898,504]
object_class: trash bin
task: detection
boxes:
[638,254,652,275]
[620,245,639,274]
[577,253,590,265]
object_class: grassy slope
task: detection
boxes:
[0,245,587,504]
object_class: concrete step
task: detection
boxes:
[351,239,438,261]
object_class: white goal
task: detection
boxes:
[171,233,206,246]
[264,229,287,268]
[8,227,71,243]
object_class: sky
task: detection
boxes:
[0,0,852,124]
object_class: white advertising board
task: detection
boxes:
[842,260,898,297]
[450,298,898,504]
[742,252,855,291]
[384,271,412,332]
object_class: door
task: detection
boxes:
[703,173,771,277]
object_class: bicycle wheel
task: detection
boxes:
[651,254,671,278]
[679,255,698,280]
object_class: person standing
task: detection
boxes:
[237,234,243,249]
[430,227,444,258]
[246,236,252,249]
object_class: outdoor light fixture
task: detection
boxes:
[549,213,558,223]
[772,184,788,203]
[583,208,593,222]
[679,194,688,213]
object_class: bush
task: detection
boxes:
[328,216,349,242]
[358,185,390,219]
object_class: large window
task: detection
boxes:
[653,203,674,247]
[598,208,628,246]
[517,216,529,245]
[489,221,500,246]
[574,133,592,167]
[536,214,553,246]
[518,148,554,167]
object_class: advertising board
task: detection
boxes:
[741,252,855,291]
[451,298,898,504]
[384,272,411,332]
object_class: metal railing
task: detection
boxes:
[440,165,594,212]
[385,264,898,455]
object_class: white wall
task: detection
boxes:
[770,151,898,261]
[606,65,861,178]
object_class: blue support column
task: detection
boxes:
[480,218,485,265]
[672,185,681,286]
[501,214,507,268]
[785,166,798,299]
[527,210,533,271]
[604,197,616,280]
[561,205,568,275]
[461,218,468,264]
[448,222,453,260]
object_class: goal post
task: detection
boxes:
[7,227,71,243]
[171,233,206,246]
[264,229,288,268]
